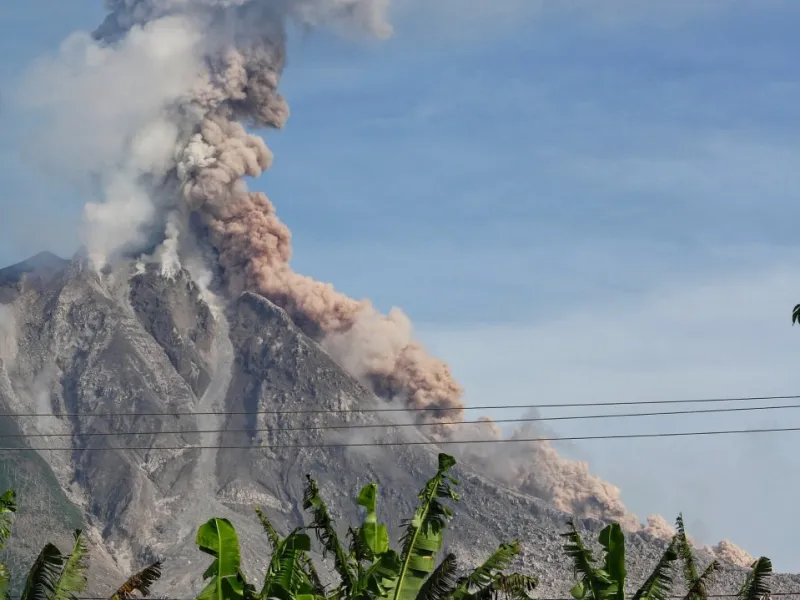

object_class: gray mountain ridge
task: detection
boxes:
[0,252,796,597]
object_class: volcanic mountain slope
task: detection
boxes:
[0,252,797,596]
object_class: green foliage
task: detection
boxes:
[416,555,458,600]
[303,476,356,596]
[631,542,676,600]
[598,525,626,600]
[196,518,246,600]
[562,520,678,600]
[682,562,719,600]
[674,515,718,600]
[561,521,612,600]
[0,490,17,552]
[51,531,88,600]
[451,542,522,600]
[20,545,64,600]
[195,454,534,600]
[108,562,162,600]
[255,508,280,552]
[792,304,800,325]
[483,574,538,600]
[356,485,389,559]
[674,516,697,585]
[392,453,460,600]
[261,531,318,600]
[0,489,17,600]
[737,558,772,600]
[0,486,161,600]
[450,542,536,600]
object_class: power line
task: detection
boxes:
[4,402,800,439]
[5,393,800,419]
[4,424,800,452]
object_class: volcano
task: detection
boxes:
[0,252,796,596]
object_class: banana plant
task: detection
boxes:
[307,453,536,600]
[107,562,162,600]
[196,454,536,600]
[674,515,718,600]
[197,518,246,600]
[18,530,160,600]
[562,520,677,600]
[195,515,322,600]
[737,558,772,600]
[0,488,161,600]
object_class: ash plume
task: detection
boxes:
[22,0,465,423]
[708,540,755,568]
[641,514,675,539]
[15,0,747,548]
[500,423,639,531]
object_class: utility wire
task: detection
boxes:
[4,393,800,419]
[4,424,800,452]
[4,402,800,439]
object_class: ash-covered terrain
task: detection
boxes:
[0,252,797,597]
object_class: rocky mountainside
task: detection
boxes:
[0,252,797,597]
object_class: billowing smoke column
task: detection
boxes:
[23,0,755,559]
[89,0,464,424]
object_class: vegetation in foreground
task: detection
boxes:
[0,489,161,600]
[0,453,776,600]
[196,453,536,600]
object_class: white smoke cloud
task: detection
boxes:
[17,14,205,267]
[12,0,703,540]
[157,212,182,279]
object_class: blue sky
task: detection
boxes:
[3,0,800,570]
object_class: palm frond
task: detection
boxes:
[393,454,460,600]
[352,550,401,600]
[494,573,538,600]
[303,475,356,593]
[561,520,605,600]
[417,554,459,600]
[52,530,90,600]
[261,532,315,600]
[683,561,719,600]
[675,515,698,585]
[348,526,369,565]
[632,539,678,600]
[561,519,616,600]
[452,542,521,600]
[21,544,65,600]
[0,490,17,551]
[738,557,772,600]
[255,507,281,552]
[399,475,459,556]
[109,561,162,600]
[347,526,369,582]
[792,304,800,325]
[300,553,325,596]
[467,573,538,600]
